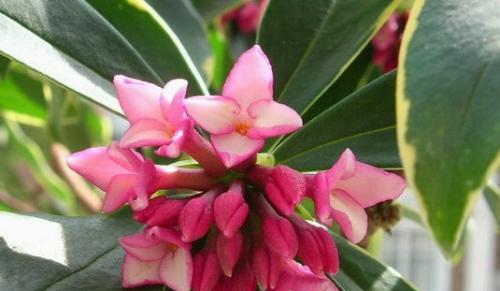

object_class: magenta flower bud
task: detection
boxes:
[213,181,249,237]
[216,231,244,277]
[179,188,220,242]
[291,217,339,275]
[252,245,283,289]
[213,262,257,291]
[133,196,185,227]
[257,195,298,259]
[192,244,222,291]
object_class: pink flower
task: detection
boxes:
[66,142,156,212]
[114,76,191,158]
[249,165,306,216]
[185,45,302,168]
[213,181,249,237]
[133,196,186,227]
[120,227,192,290]
[372,12,409,73]
[308,149,405,243]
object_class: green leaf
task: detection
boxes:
[0,66,47,124]
[147,0,214,84]
[0,210,141,290]
[257,0,397,115]
[396,0,500,255]
[207,25,234,92]
[191,0,243,21]
[302,47,375,123]
[0,53,9,78]
[0,0,207,115]
[273,71,400,171]
[484,184,500,230]
[331,232,417,291]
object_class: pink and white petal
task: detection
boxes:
[102,174,136,212]
[113,75,164,123]
[330,190,367,244]
[159,248,193,291]
[185,96,239,134]
[106,142,144,172]
[312,172,334,225]
[147,226,190,249]
[120,233,167,262]
[155,127,187,158]
[131,160,157,211]
[222,45,273,109]
[247,100,302,138]
[66,147,128,190]
[121,254,163,288]
[211,132,264,168]
[335,162,406,208]
[161,79,188,127]
[326,149,357,186]
[120,118,172,149]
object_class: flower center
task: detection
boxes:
[235,122,251,136]
[165,242,178,252]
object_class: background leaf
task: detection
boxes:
[191,0,244,21]
[0,0,209,115]
[0,210,140,290]
[258,0,397,116]
[484,184,500,230]
[273,72,400,171]
[396,0,500,255]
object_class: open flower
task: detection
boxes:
[308,149,406,243]
[66,142,156,212]
[120,227,193,290]
[114,76,191,158]
[185,45,302,168]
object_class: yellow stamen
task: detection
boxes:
[235,122,251,136]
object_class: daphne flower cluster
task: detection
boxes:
[67,45,405,291]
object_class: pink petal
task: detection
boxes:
[252,246,283,289]
[185,96,239,134]
[102,174,136,212]
[326,149,357,186]
[211,132,264,168]
[247,100,302,138]
[216,231,244,277]
[311,172,334,225]
[273,262,339,291]
[121,254,162,288]
[155,121,189,158]
[113,75,164,123]
[330,190,367,243]
[159,247,193,291]
[131,159,157,211]
[106,142,144,171]
[335,162,406,208]
[66,147,130,190]
[120,232,166,261]
[161,79,188,127]
[262,216,298,259]
[120,118,172,148]
[222,45,273,110]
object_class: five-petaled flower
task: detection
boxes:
[67,45,405,291]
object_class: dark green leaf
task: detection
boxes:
[191,0,243,21]
[273,72,400,171]
[207,25,233,92]
[147,0,214,84]
[396,0,500,255]
[0,210,141,290]
[0,53,10,78]
[302,47,375,123]
[331,231,417,291]
[0,0,208,115]
[484,184,500,230]
[257,0,397,115]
